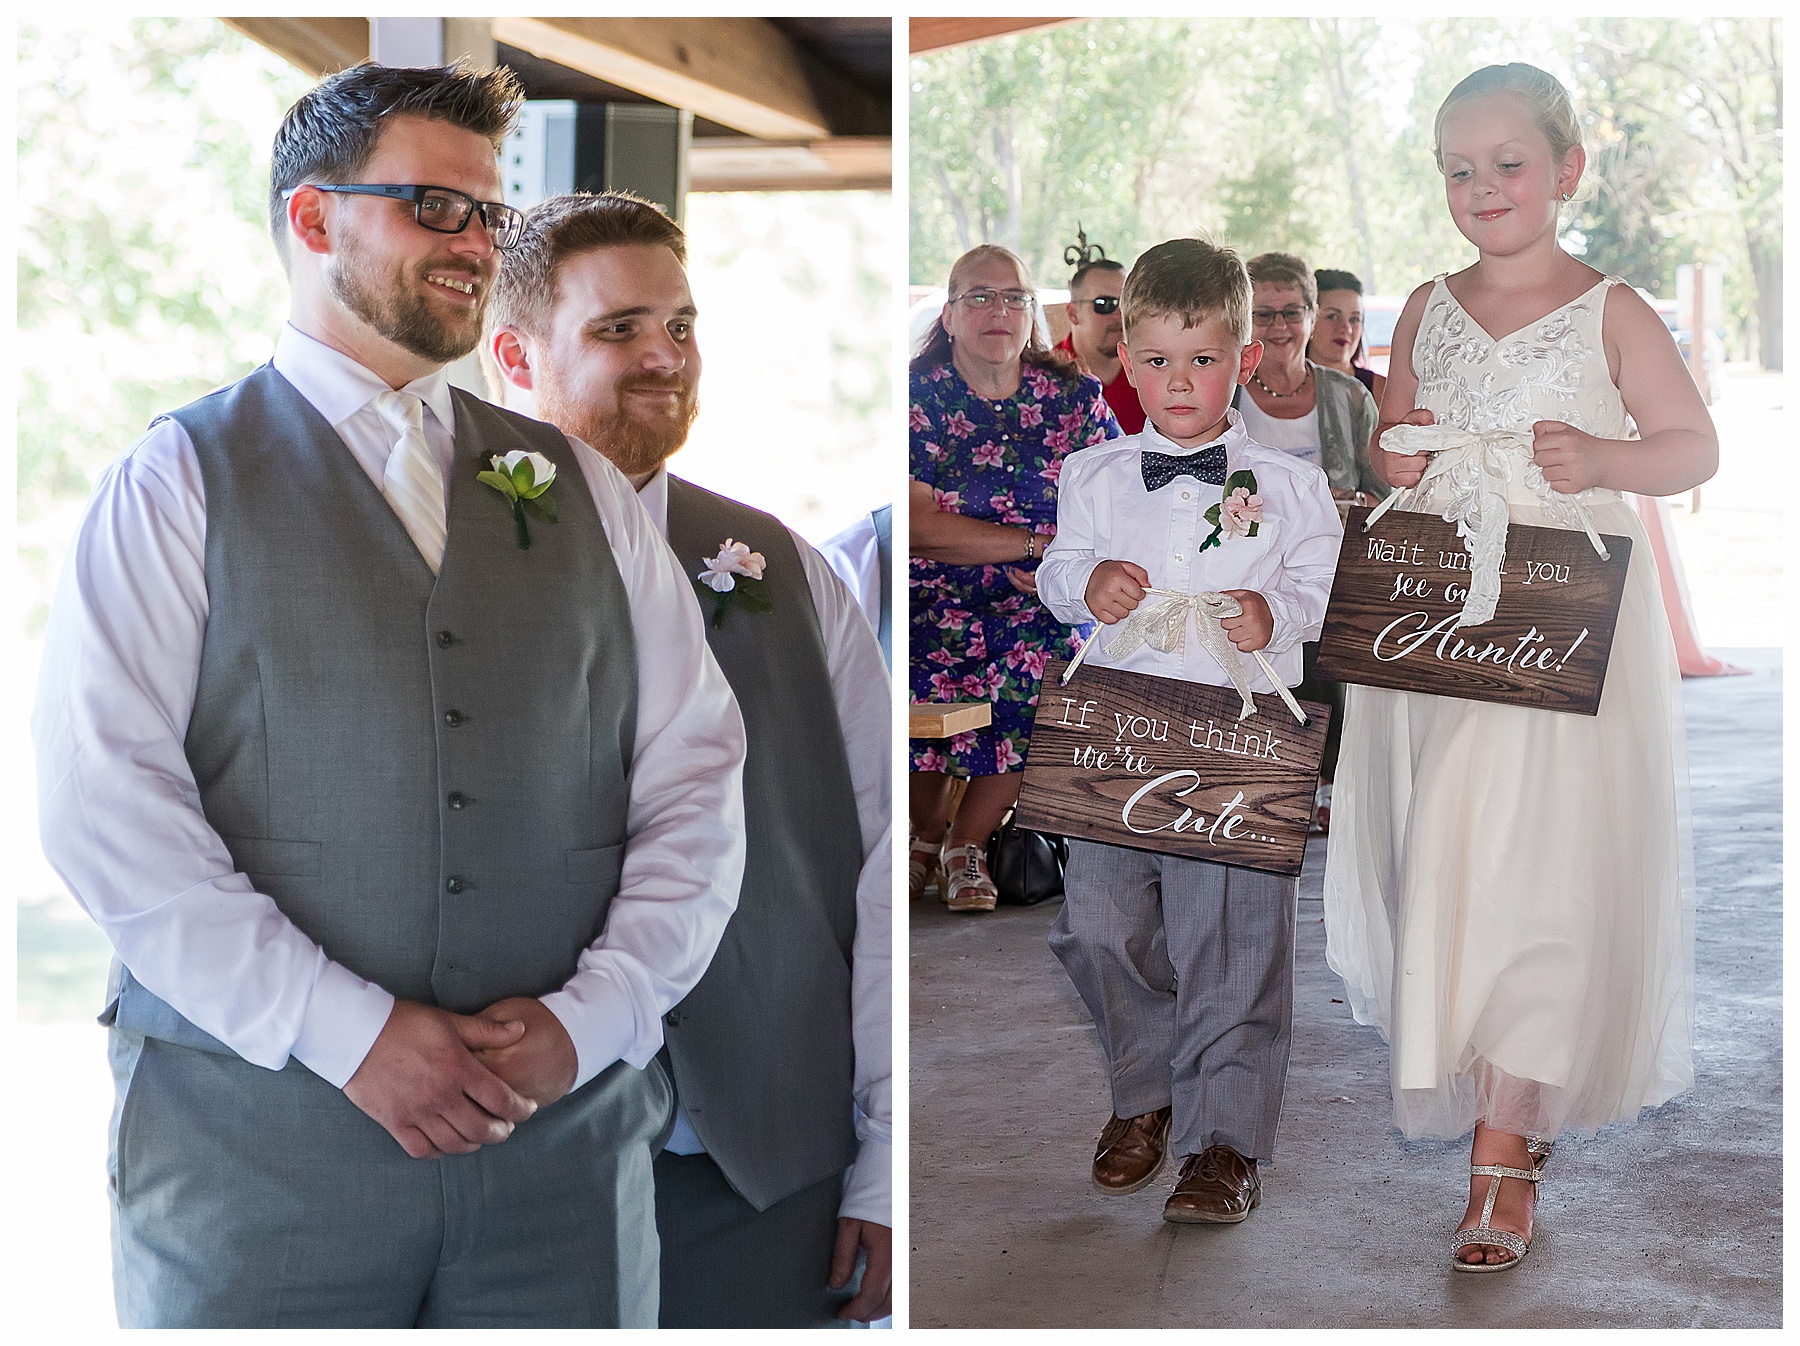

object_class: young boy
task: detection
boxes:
[1036,238,1342,1223]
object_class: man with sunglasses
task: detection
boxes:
[1056,257,1145,433]
[34,61,747,1328]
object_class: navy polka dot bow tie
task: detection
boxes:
[1140,442,1228,492]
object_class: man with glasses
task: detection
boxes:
[34,61,747,1327]
[1056,257,1145,433]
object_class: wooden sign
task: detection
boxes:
[1316,506,1633,716]
[1016,658,1331,877]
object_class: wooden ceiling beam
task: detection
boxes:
[909,18,1085,55]
[223,17,368,78]
[688,136,891,193]
[492,17,831,141]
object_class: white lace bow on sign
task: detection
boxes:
[1062,587,1307,725]
[1363,423,1610,626]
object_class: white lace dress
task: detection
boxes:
[1323,275,1695,1141]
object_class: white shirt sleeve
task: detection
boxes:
[32,419,397,1086]
[1037,449,1104,626]
[540,439,746,1089]
[815,511,884,639]
[32,419,746,1093]
[1256,461,1343,658]
[793,530,893,1228]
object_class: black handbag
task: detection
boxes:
[986,808,1069,906]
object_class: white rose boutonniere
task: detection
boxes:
[694,538,771,627]
[478,450,559,549]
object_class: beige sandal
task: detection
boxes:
[942,844,998,913]
[908,834,942,901]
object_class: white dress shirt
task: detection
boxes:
[32,324,747,1097]
[817,508,885,639]
[1037,409,1343,689]
[638,470,893,1225]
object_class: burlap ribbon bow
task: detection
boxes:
[1364,422,1610,626]
[1061,587,1307,725]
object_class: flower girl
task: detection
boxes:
[1323,63,1717,1271]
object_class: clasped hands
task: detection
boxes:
[342,996,577,1160]
[1084,560,1273,653]
[1382,408,1609,494]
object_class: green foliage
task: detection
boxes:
[477,469,519,502]
[694,575,771,627]
[911,17,1781,365]
[18,19,312,529]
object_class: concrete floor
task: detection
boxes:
[908,650,1782,1329]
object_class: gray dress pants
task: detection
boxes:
[1050,840,1297,1160]
[654,1150,853,1327]
[108,1031,670,1328]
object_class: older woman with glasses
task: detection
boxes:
[909,244,1120,911]
[1236,251,1384,830]
[1237,251,1384,503]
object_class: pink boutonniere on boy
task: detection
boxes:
[1199,469,1264,551]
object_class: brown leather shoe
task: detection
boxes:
[1162,1144,1261,1224]
[1091,1107,1172,1194]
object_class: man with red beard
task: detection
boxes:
[488,192,892,1327]
[35,65,747,1326]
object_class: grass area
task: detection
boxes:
[18,893,114,1024]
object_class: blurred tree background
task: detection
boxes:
[17,17,892,641]
[911,17,1781,368]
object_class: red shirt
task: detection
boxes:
[1055,334,1145,434]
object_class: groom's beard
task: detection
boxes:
[327,236,489,364]
[542,373,700,479]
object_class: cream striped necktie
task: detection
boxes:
[373,389,447,574]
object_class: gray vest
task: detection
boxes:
[106,364,638,1049]
[662,477,864,1211]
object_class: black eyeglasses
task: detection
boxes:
[285,183,525,251]
[1079,295,1121,315]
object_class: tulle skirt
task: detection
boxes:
[1322,490,1695,1140]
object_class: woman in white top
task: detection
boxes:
[1236,251,1384,502]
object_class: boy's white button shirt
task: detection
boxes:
[1038,409,1342,690]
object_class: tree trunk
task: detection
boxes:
[994,102,1023,254]
[933,162,974,256]
[1748,235,1782,369]
[1314,20,1376,285]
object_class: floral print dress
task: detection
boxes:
[909,361,1120,776]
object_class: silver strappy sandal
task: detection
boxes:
[1525,1135,1554,1171]
[1451,1157,1543,1272]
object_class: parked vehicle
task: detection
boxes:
[1645,291,1721,403]
[1361,295,1406,376]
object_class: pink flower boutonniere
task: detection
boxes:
[1199,470,1264,552]
[694,538,771,627]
